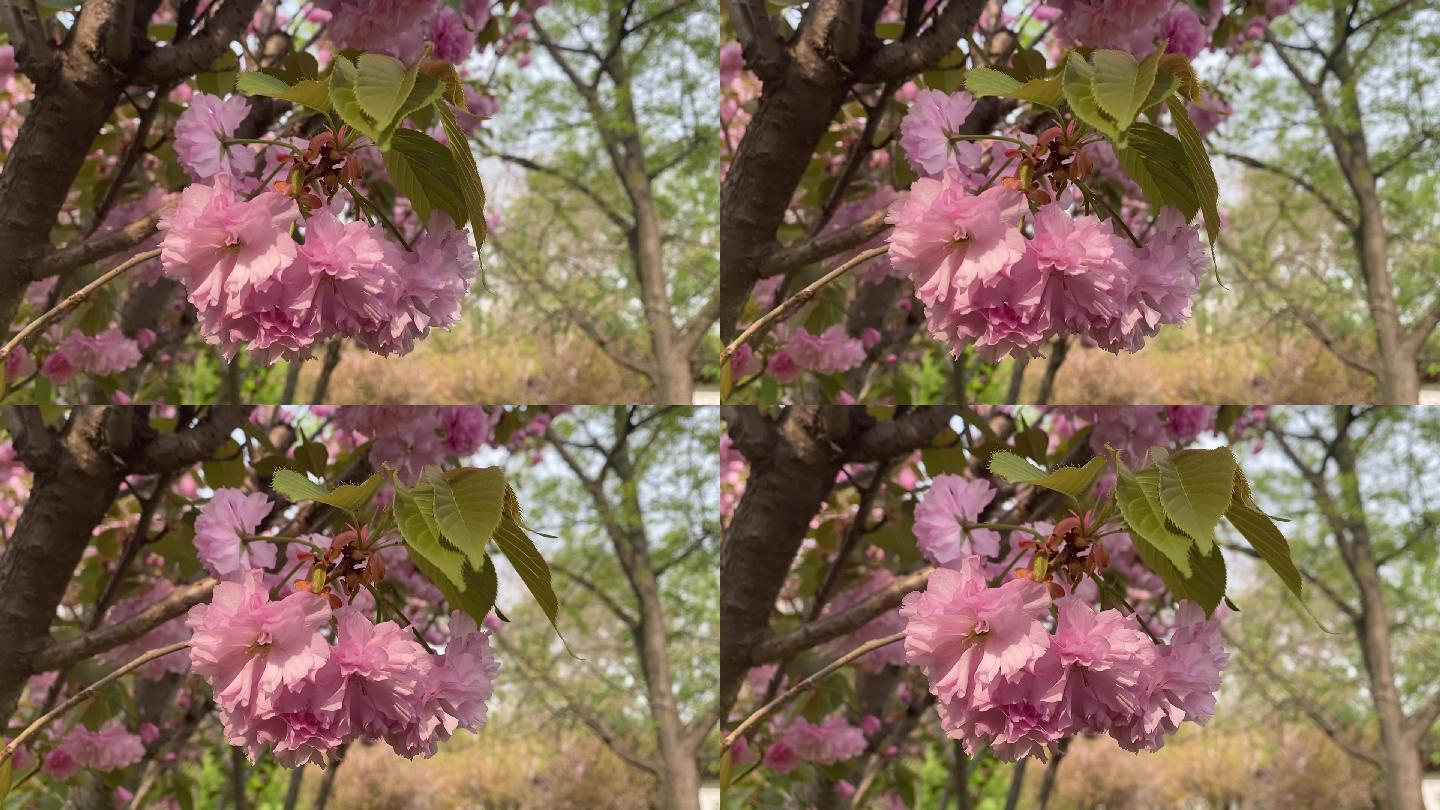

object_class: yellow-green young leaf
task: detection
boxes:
[1166,96,1221,245]
[1139,70,1178,114]
[988,451,1108,501]
[271,468,330,502]
[428,466,506,570]
[719,359,734,400]
[316,473,384,513]
[0,755,10,803]
[296,441,328,476]
[355,52,418,131]
[1154,447,1236,555]
[1113,458,1194,576]
[435,101,488,260]
[1114,123,1200,219]
[235,72,333,112]
[966,67,1023,97]
[329,57,384,144]
[384,128,467,227]
[1225,501,1302,602]
[235,71,289,97]
[922,439,968,477]
[966,67,1061,107]
[492,514,562,635]
[1062,54,1119,141]
[1010,47,1048,81]
[405,491,471,588]
[1090,47,1160,130]
[419,59,466,106]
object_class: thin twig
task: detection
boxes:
[0,641,190,768]
[719,246,889,365]
[721,631,904,752]
[0,248,163,363]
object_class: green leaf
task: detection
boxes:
[1166,96,1221,244]
[428,466,506,570]
[1184,541,1227,616]
[395,483,467,591]
[1154,447,1236,555]
[383,128,467,228]
[988,451,1107,501]
[1,756,11,804]
[355,52,418,132]
[1114,459,1194,576]
[1139,70,1178,114]
[1062,54,1119,141]
[719,749,733,792]
[235,72,290,97]
[1090,47,1159,130]
[235,72,332,112]
[492,515,562,635]
[271,469,383,513]
[329,57,384,144]
[318,472,384,513]
[1225,501,1303,602]
[271,468,330,502]
[965,67,1022,97]
[435,101,488,258]
[1114,122,1200,219]
[966,67,1061,107]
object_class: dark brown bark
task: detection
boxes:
[0,406,249,726]
[718,406,962,720]
[720,0,990,342]
[0,0,263,331]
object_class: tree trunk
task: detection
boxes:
[0,411,125,724]
[1331,411,1424,809]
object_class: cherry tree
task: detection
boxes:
[718,405,1312,807]
[0,1,542,402]
[0,405,568,807]
[719,0,1299,403]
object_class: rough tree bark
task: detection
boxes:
[0,406,250,726]
[719,406,983,720]
[546,407,715,810]
[719,0,990,342]
[0,0,264,330]
[1261,407,1440,810]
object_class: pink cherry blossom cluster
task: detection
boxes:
[311,0,544,66]
[887,98,1210,362]
[40,721,145,780]
[186,570,500,766]
[160,93,478,364]
[1051,405,1217,467]
[332,405,500,483]
[760,325,868,384]
[761,714,869,774]
[900,556,1226,760]
[40,326,145,384]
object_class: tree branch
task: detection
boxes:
[35,213,162,279]
[551,562,639,628]
[758,210,891,278]
[864,0,988,82]
[135,0,266,85]
[1218,151,1357,229]
[29,578,216,672]
[725,0,787,82]
[486,151,632,231]
[748,568,931,664]
[129,406,252,474]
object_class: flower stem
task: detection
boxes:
[223,137,304,154]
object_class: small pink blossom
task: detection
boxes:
[194,488,276,581]
[174,93,257,180]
